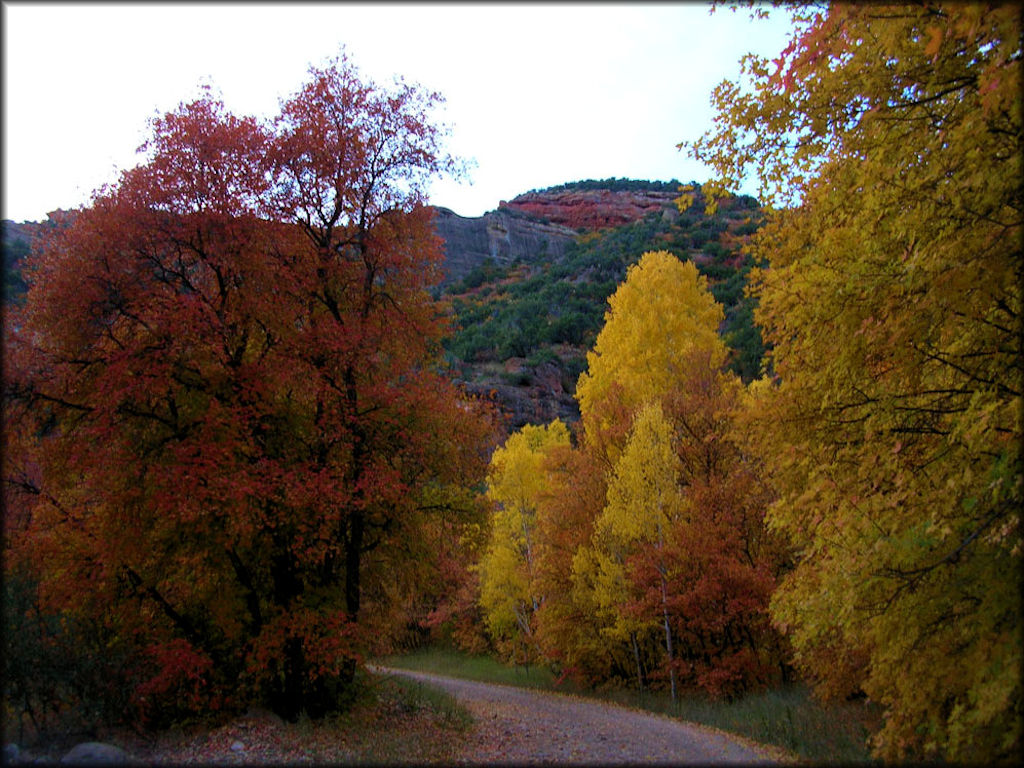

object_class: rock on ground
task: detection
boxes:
[59,742,132,764]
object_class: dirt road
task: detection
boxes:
[377,667,794,765]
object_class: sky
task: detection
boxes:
[2,2,797,223]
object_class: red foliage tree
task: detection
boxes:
[625,463,787,699]
[532,436,612,683]
[612,359,790,700]
[3,54,495,723]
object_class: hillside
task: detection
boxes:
[439,180,766,430]
[2,212,77,304]
[2,220,37,303]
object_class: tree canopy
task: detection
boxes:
[478,420,570,663]
[686,3,1021,761]
[575,250,726,459]
[478,250,787,700]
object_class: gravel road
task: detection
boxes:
[376,667,793,765]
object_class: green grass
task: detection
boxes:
[617,684,880,764]
[381,646,881,764]
[381,645,558,689]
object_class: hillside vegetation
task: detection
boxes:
[442,181,766,426]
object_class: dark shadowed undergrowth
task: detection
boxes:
[3,670,473,764]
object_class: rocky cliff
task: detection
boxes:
[430,207,579,285]
[436,181,766,432]
[499,188,680,230]
[431,185,688,284]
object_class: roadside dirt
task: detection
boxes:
[377,666,797,764]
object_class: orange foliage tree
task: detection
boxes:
[3,54,494,724]
[532,435,611,683]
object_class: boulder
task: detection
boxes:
[59,742,130,765]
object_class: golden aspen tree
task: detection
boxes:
[478,420,570,664]
[567,250,726,691]
[575,250,726,462]
[686,3,1021,760]
[599,401,684,702]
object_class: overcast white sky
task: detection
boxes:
[2,2,796,223]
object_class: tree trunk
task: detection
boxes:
[278,636,305,722]
[630,631,645,696]
[345,510,364,622]
[660,572,678,706]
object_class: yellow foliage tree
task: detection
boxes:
[686,3,1021,761]
[478,420,570,664]
[597,401,684,701]
[575,251,726,461]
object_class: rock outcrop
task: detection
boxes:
[430,207,578,285]
[499,188,680,230]
[464,359,580,432]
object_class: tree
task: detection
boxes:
[478,420,570,665]
[686,4,1021,760]
[3,53,494,724]
[592,402,683,702]
[563,251,725,691]
[574,357,789,702]
[575,250,726,462]
[555,249,787,700]
[531,434,611,683]
[656,365,790,700]
[570,534,656,694]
